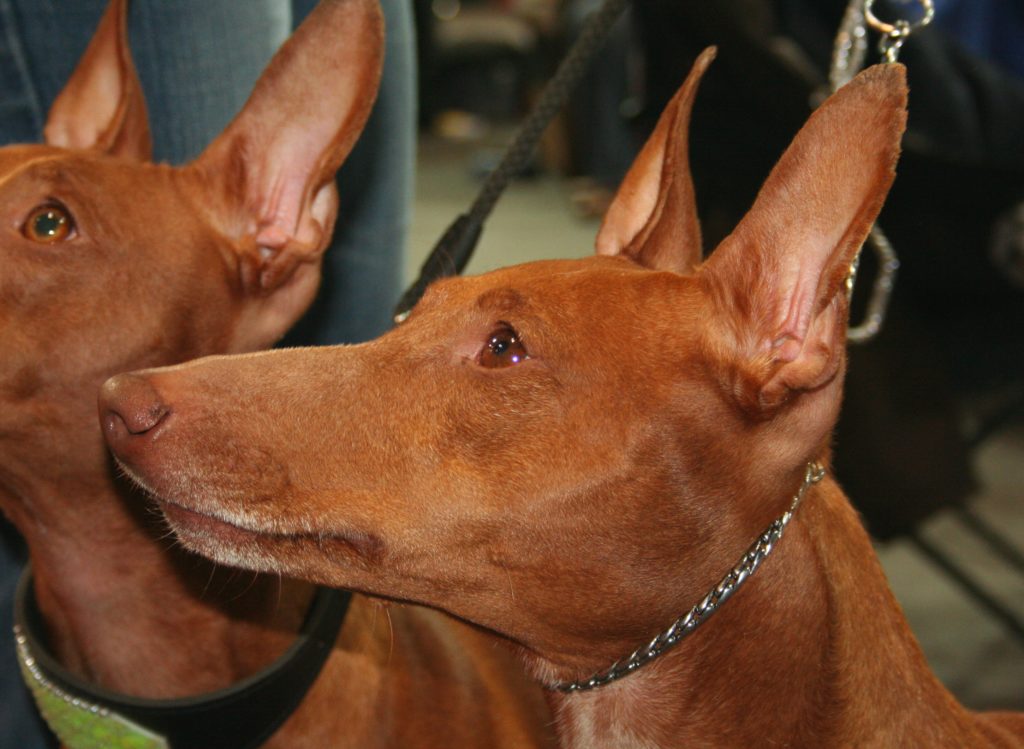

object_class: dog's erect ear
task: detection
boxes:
[43,0,151,161]
[700,64,907,413]
[595,47,714,274]
[191,0,383,351]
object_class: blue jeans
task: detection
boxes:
[0,2,414,746]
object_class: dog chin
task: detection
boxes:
[158,499,385,585]
[158,500,282,573]
[113,457,162,500]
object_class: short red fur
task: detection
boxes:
[102,48,1024,748]
[1,1,553,747]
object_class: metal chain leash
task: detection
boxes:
[831,0,934,343]
[553,462,827,693]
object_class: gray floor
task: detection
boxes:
[407,132,1024,712]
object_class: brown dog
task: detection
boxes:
[2,1,552,747]
[100,50,1024,747]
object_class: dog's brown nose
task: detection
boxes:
[99,373,170,449]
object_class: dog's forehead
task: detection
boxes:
[0,146,68,189]
[0,146,165,196]
[461,255,651,310]
[410,255,692,349]
[474,286,525,313]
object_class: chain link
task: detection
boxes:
[830,0,933,344]
[864,0,935,61]
[553,462,827,693]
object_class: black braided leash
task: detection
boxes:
[394,0,630,321]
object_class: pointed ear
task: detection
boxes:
[700,64,908,413]
[595,47,714,273]
[43,0,152,161]
[192,0,383,308]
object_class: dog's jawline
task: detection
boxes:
[158,500,384,571]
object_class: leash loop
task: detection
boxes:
[831,0,933,343]
[865,0,934,63]
[864,0,934,48]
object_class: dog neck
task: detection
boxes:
[552,463,826,693]
[546,478,972,748]
[8,471,313,698]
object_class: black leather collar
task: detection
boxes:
[14,566,350,749]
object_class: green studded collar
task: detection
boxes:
[14,567,350,749]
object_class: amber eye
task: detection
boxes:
[23,204,74,244]
[479,325,529,368]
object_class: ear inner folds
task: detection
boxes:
[700,64,908,413]
[42,0,152,161]
[595,47,716,274]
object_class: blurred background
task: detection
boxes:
[406,0,1024,708]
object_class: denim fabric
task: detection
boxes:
[0,0,289,159]
[0,2,414,746]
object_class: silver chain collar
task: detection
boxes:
[552,462,827,693]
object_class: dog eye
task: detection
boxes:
[22,203,74,244]
[478,325,528,368]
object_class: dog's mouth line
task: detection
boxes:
[158,498,309,540]
[155,497,383,562]
[110,459,297,540]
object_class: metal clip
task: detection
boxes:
[830,1,933,343]
[865,0,935,64]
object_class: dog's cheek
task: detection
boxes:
[437,370,564,488]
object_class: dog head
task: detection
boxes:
[0,0,382,528]
[102,50,907,683]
